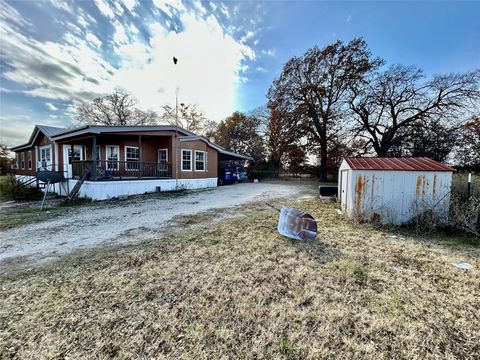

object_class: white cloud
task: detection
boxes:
[85,32,102,48]
[46,102,59,111]
[112,1,124,16]
[193,0,207,15]
[261,48,275,57]
[0,0,32,30]
[240,30,255,44]
[94,0,115,19]
[220,4,229,18]
[47,0,75,15]
[0,0,258,141]
[346,14,352,23]
[111,12,255,121]
[77,9,97,28]
[152,0,186,15]
[256,66,267,73]
[112,20,129,44]
[124,0,138,12]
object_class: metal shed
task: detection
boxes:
[338,157,454,225]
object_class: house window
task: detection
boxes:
[40,146,51,169]
[158,149,168,171]
[28,151,32,169]
[195,151,205,171]
[106,145,119,171]
[125,146,140,171]
[21,152,25,169]
[181,149,192,171]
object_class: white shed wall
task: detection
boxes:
[342,170,452,225]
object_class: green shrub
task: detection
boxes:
[0,175,43,201]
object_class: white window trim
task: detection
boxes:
[181,149,192,171]
[158,148,168,171]
[39,145,52,169]
[125,145,140,172]
[28,151,32,170]
[194,150,206,172]
[158,148,168,162]
[21,152,25,169]
[105,145,120,170]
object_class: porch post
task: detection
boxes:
[138,134,142,179]
[70,144,74,178]
[92,136,97,181]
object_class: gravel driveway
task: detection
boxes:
[0,182,312,272]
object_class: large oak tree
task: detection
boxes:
[212,111,265,162]
[267,38,381,181]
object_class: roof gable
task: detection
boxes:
[345,157,454,172]
[11,125,67,151]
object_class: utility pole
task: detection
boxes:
[175,86,179,190]
[173,56,179,190]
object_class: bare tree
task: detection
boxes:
[160,103,208,134]
[75,91,158,126]
[349,66,480,156]
[268,38,382,181]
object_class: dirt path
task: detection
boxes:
[0,182,314,272]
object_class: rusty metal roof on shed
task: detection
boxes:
[345,157,454,172]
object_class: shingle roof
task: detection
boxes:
[345,157,454,172]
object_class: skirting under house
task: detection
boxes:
[16,175,218,201]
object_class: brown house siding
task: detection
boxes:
[176,140,218,179]
[14,133,54,176]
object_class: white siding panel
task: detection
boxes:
[341,169,453,225]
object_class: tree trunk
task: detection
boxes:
[319,142,328,182]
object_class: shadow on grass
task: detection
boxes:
[288,237,342,265]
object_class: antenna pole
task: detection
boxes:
[175,87,179,190]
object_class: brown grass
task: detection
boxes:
[1,199,479,359]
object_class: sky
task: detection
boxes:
[0,0,479,147]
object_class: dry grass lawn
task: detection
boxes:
[1,198,479,359]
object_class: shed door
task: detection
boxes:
[340,170,348,210]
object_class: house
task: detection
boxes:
[338,157,454,225]
[11,124,252,200]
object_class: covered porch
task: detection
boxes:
[60,133,173,181]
